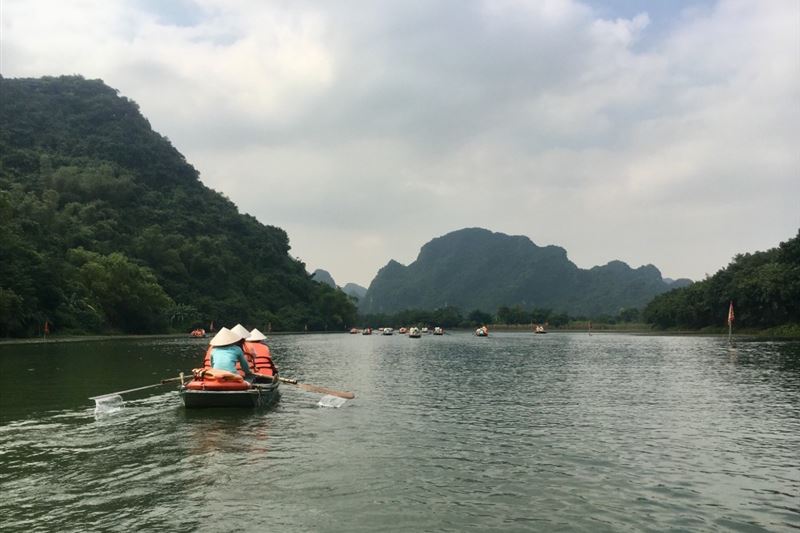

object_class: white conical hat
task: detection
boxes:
[209,327,242,347]
[231,324,251,339]
[246,328,267,342]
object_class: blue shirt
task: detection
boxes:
[210,345,251,374]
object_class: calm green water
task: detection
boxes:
[0,333,798,532]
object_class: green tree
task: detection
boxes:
[66,248,174,333]
[467,309,493,326]
[644,230,800,330]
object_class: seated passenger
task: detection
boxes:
[208,327,252,377]
[243,328,277,377]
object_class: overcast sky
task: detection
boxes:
[3,0,798,287]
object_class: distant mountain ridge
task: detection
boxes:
[360,228,690,316]
[310,269,367,301]
[342,283,367,300]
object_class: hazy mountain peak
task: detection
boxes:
[342,283,367,300]
[311,269,337,288]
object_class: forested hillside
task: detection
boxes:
[644,231,800,330]
[360,228,688,316]
[0,75,356,336]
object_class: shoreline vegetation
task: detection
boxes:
[490,323,800,337]
[4,323,798,345]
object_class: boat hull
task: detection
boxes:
[180,382,280,408]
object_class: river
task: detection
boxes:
[1,332,798,532]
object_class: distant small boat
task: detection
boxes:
[475,326,489,337]
[362,328,372,335]
[382,327,394,335]
[350,328,359,334]
[408,327,421,338]
[421,327,429,334]
[433,326,444,335]
[189,329,206,338]
[534,325,547,334]
[399,327,408,334]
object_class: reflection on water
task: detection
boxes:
[0,333,798,532]
[181,410,274,458]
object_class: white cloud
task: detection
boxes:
[2,0,798,286]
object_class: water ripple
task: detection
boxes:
[0,333,798,532]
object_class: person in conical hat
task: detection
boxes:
[208,327,252,375]
[243,327,277,378]
[231,324,251,339]
[246,328,267,342]
[209,327,240,347]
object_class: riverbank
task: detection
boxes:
[0,330,344,345]
[0,333,182,345]
[482,322,800,338]
[3,324,799,344]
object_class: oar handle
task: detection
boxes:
[278,376,355,399]
[90,374,189,400]
[90,382,165,400]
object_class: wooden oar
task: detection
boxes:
[278,377,355,400]
[89,374,188,400]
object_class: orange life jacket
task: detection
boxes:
[186,368,250,391]
[242,341,277,377]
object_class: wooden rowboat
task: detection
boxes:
[180,374,280,408]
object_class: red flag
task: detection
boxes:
[727,301,735,326]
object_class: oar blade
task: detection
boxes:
[94,394,124,416]
[317,395,348,408]
[277,377,355,399]
[295,382,355,399]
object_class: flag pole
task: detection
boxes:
[727,301,734,343]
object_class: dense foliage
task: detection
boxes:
[643,231,800,330]
[361,228,689,316]
[0,75,357,337]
